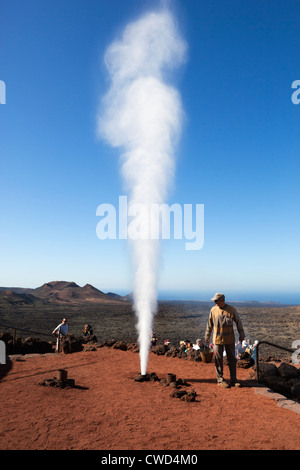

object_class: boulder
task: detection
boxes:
[83,344,97,351]
[135,374,149,382]
[181,389,197,402]
[21,337,53,354]
[69,338,84,353]
[149,372,160,382]
[171,389,187,399]
[290,380,300,399]
[165,347,180,358]
[287,377,300,398]
[176,351,188,359]
[103,340,116,347]
[126,343,139,353]
[40,377,76,388]
[134,372,159,382]
[112,341,128,351]
[169,381,178,388]
[237,357,255,369]
[159,378,168,386]
[171,388,197,402]
[151,344,168,356]
[82,334,98,343]
[277,362,299,380]
[259,362,279,377]
[257,361,300,400]
[187,349,202,362]
[176,378,190,387]
[0,332,13,343]
[240,351,251,360]
[261,375,291,397]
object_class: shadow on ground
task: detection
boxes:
[0,358,13,381]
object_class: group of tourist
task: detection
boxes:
[177,338,213,353]
[52,319,94,352]
[235,338,259,360]
[172,337,258,362]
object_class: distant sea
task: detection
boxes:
[156,290,300,305]
[113,289,300,305]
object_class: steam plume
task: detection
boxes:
[97,8,187,375]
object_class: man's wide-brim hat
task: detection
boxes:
[211,292,225,301]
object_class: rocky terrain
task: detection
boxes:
[0,345,299,450]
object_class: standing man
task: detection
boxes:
[52,318,69,352]
[205,293,245,388]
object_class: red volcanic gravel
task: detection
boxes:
[0,347,299,450]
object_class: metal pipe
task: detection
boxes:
[0,322,53,338]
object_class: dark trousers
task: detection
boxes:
[214,343,237,383]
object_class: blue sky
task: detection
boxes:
[1,0,299,302]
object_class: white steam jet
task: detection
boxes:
[97,7,187,375]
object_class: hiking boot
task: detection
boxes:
[217,380,230,388]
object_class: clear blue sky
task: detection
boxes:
[1,0,299,303]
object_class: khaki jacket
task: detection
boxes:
[205,303,245,345]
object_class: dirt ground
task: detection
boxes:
[0,347,300,451]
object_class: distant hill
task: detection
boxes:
[106,292,126,302]
[0,281,129,305]
[0,290,45,306]
[122,292,134,302]
[0,286,33,295]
